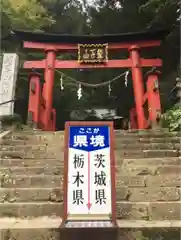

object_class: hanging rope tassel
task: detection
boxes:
[125,71,129,87]
[77,84,82,100]
[60,74,64,90]
[108,81,111,96]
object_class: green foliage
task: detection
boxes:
[2,0,55,31]
[161,103,181,131]
[139,0,179,28]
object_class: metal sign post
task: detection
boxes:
[62,121,117,228]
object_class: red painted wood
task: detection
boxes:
[43,50,56,129]
[130,45,145,129]
[24,58,161,69]
[23,40,161,50]
[24,60,45,69]
[54,59,132,69]
[146,72,161,125]
[140,58,162,67]
[28,74,41,126]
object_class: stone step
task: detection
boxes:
[117,175,181,188]
[5,132,64,141]
[0,139,27,146]
[0,145,62,153]
[1,135,181,147]
[145,174,181,187]
[0,186,180,203]
[0,163,180,177]
[3,135,29,141]
[0,144,64,154]
[1,157,181,168]
[13,129,180,138]
[118,165,181,175]
[0,175,63,188]
[1,142,180,151]
[0,201,180,220]
[114,130,181,137]
[0,166,63,175]
[122,157,181,166]
[116,137,181,144]
[1,149,180,159]
[0,217,116,240]
[1,174,181,188]
[0,145,48,151]
[0,188,63,203]
[9,131,53,136]
[115,143,180,150]
[0,218,180,240]
[0,150,61,159]
[5,130,181,140]
[12,130,62,135]
[0,202,63,218]
[117,186,181,202]
[0,158,63,167]
[116,150,180,158]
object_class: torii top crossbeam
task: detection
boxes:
[13,28,168,69]
[13,28,168,44]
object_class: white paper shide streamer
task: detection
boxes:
[124,71,129,87]
[77,84,82,100]
[60,74,64,90]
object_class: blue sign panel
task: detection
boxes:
[69,126,110,152]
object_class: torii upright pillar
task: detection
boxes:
[129,45,145,129]
[42,48,56,130]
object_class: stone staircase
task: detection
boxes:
[0,129,181,240]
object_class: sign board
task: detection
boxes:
[0,53,19,116]
[63,121,116,228]
[78,44,108,63]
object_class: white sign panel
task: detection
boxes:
[0,53,19,116]
[66,125,113,220]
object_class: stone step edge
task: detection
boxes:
[1,164,181,169]
[1,156,181,161]
[1,149,180,152]
[0,131,11,140]
[0,217,181,229]
[0,201,181,206]
[0,201,180,205]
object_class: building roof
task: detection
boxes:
[12,28,169,44]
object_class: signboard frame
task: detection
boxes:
[62,121,116,227]
[78,44,108,64]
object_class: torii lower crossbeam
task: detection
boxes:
[24,58,162,69]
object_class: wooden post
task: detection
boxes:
[27,73,41,129]
[42,48,56,130]
[146,70,161,129]
[129,45,145,129]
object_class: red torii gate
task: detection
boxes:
[14,29,168,131]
